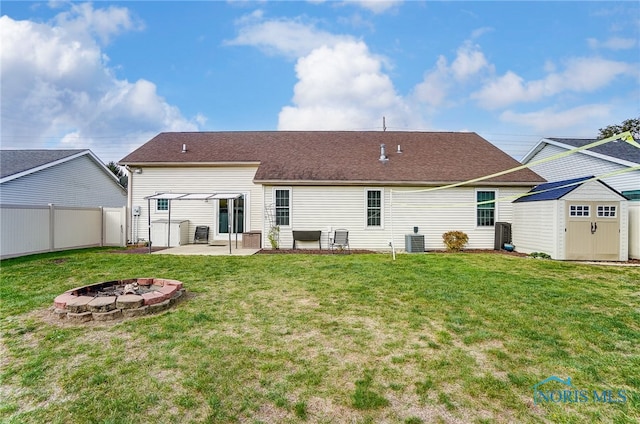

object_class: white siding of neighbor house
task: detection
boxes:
[128,166,262,244]
[527,144,640,192]
[0,155,126,207]
[263,185,531,251]
[630,203,640,259]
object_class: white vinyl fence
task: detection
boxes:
[0,204,126,260]
[630,202,640,260]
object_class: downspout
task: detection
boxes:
[167,199,172,248]
[125,166,133,245]
[147,197,151,254]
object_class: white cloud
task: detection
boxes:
[412,56,449,107]
[587,36,637,50]
[0,4,200,163]
[500,104,611,133]
[412,40,490,108]
[278,41,419,130]
[345,1,403,14]
[472,57,636,109]
[226,15,353,59]
[53,2,144,45]
[450,41,490,81]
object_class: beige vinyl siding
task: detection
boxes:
[129,166,262,244]
[264,186,388,250]
[263,185,530,251]
[391,186,529,250]
[528,144,639,192]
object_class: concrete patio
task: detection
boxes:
[151,243,260,256]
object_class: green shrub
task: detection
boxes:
[442,231,469,251]
[529,252,551,259]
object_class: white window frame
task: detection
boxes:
[569,205,590,217]
[596,205,616,218]
[273,187,291,228]
[155,197,169,213]
[365,188,384,229]
[476,189,497,227]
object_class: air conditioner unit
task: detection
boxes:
[405,234,425,253]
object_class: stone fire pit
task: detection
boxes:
[53,278,184,322]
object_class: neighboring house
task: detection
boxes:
[521,137,640,199]
[119,131,544,251]
[0,149,127,207]
[521,137,640,259]
[513,176,628,261]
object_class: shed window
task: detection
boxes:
[275,189,290,226]
[569,205,589,217]
[366,189,382,227]
[597,205,616,218]
[156,198,168,212]
[476,191,495,226]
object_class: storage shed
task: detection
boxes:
[512,176,628,261]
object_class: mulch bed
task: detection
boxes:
[109,246,168,254]
[255,249,378,255]
[107,246,640,264]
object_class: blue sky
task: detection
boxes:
[1,1,638,163]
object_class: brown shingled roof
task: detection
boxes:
[119,131,544,185]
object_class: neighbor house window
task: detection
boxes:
[597,205,616,218]
[366,189,382,227]
[476,191,495,226]
[569,205,589,217]
[156,198,168,212]
[275,189,290,226]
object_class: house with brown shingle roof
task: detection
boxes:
[119,131,544,250]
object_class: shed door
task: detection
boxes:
[565,202,620,260]
[593,203,620,261]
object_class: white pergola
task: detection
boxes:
[144,192,243,254]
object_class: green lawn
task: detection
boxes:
[1,249,639,423]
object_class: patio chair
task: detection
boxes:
[330,229,350,253]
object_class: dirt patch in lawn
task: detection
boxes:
[109,246,168,254]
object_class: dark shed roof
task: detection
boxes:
[514,176,593,202]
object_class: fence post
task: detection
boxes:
[100,206,104,247]
[49,203,55,252]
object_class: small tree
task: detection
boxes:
[442,231,469,252]
[268,225,280,249]
[107,161,128,188]
[598,116,640,139]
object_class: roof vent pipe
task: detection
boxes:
[181,143,187,153]
[379,144,388,162]
[397,144,402,154]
